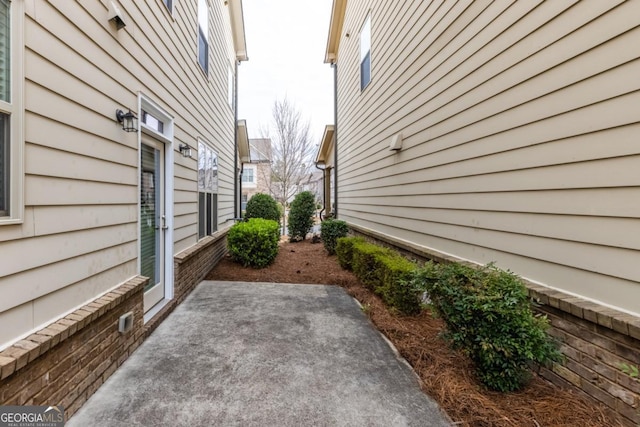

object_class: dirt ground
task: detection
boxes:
[205,239,621,427]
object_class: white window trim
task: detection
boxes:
[359,13,372,92]
[227,63,234,108]
[138,93,175,301]
[0,0,24,225]
[197,0,209,75]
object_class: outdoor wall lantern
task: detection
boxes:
[179,144,193,158]
[115,109,138,132]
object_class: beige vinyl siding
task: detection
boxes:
[336,0,640,314]
[0,0,239,347]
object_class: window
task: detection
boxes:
[141,110,164,133]
[163,0,173,13]
[360,14,371,91]
[227,64,234,107]
[242,167,254,183]
[198,141,218,238]
[241,194,248,211]
[0,0,22,222]
[197,0,209,74]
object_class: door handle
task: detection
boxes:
[161,215,168,230]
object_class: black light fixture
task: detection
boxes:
[115,109,138,132]
[179,144,193,158]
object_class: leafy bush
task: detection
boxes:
[320,219,349,255]
[415,262,561,392]
[335,236,364,270]
[347,239,421,315]
[245,193,280,225]
[376,254,421,315]
[351,240,394,290]
[227,218,279,268]
[288,191,316,241]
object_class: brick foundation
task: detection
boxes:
[350,224,640,426]
[0,276,147,419]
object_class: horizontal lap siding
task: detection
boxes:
[0,0,237,347]
[337,0,640,314]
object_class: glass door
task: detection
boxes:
[140,139,165,310]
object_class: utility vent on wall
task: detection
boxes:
[389,133,403,151]
[118,311,134,333]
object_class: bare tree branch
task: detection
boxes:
[267,98,315,206]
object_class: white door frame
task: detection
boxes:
[138,93,175,316]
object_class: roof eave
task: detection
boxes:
[237,119,250,162]
[228,0,248,62]
[315,125,335,164]
[324,0,347,64]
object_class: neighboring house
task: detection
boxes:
[324,0,640,423]
[315,125,335,217]
[241,137,271,210]
[300,171,323,208]
[0,0,247,418]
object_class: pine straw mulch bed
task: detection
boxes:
[205,239,621,427]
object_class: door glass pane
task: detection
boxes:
[0,0,10,103]
[0,112,8,215]
[198,192,205,238]
[140,144,160,290]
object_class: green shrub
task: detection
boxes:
[320,219,349,255]
[288,191,316,241]
[227,218,280,268]
[245,193,280,225]
[351,240,393,290]
[376,254,421,315]
[348,239,421,315]
[416,262,561,392]
[335,236,364,270]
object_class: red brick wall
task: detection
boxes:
[0,276,147,418]
[529,289,640,427]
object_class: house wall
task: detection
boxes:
[0,0,237,348]
[0,0,241,415]
[334,0,640,316]
[333,1,640,423]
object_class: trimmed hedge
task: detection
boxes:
[245,193,280,225]
[335,236,364,270]
[227,218,280,268]
[414,262,561,392]
[320,219,349,255]
[337,237,422,315]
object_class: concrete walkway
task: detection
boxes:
[68,281,451,427]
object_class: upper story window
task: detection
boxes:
[197,0,209,74]
[360,14,371,91]
[242,167,254,183]
[227,64,234,107]
[163,0,173,14]
[0,0,23,223]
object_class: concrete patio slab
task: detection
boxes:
[68,281,451,426]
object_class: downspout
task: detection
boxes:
[332,62,338,218]
[234,60,240,219]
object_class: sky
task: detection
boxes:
[238,0,334,145]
